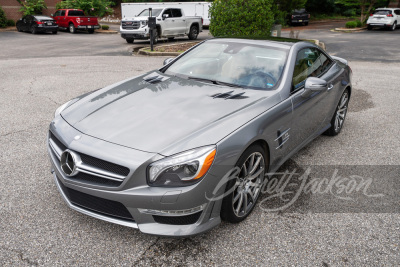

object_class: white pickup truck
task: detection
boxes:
[120,7,203,43]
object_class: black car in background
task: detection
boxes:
[16,15,58,34]
[289,9,310,26]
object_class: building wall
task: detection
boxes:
[1,0,58,21]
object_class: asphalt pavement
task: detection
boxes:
[0,25,399,266]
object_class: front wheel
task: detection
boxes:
[151,29,158,44]
[126,38,134,43]
[188,25,198,40]
[221,144,267,223]
[17,26,22,32]
[324,89,350,136]
[69,23,76,33]
[305,22,309,26]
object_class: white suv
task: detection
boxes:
[367,8,400,30]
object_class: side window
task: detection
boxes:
[54,10,61,17]
[316,49,333,74]
[292,48,319,90]
[163,9,172,18]
[61,10,66,16]
[172,9,182,18]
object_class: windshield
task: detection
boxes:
[164,41,288,90]
[138,9,163,17]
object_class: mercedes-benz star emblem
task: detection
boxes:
[60,150,78,176]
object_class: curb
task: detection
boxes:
[138,41,200,56]
[96,30,118,34]
[0,27,17,32]
[333,27,366,32]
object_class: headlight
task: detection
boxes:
[54,100,73,118]
[148,146,216,187]
[141,20,148,27]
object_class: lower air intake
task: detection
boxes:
[153,212,202,225]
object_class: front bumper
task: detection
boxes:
[35,25,58,32]
[47,116,221,236]
[120,30,149,40]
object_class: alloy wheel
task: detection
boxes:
[334,91,349,133]
[232,152,265,217]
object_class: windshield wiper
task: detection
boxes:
[188,77,242,88]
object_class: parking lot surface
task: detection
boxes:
[0,26,399,266]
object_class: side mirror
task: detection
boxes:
[162,14,169,20]
[302,77,327,97]
[163,57,175,66]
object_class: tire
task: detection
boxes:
[188,25,198,40]
[305,22,309,26]
[324,89,350,136]
[31,26,37,34]
[69,23,76,33]
[17,26,22,32]
[126,38,134,44]
[88,29,94,34]
[151,29,158,44]
[52,30,58,34]
[168,37,175,41]
[367,25,372,30]
[391,22,397,31]
[220,144,267,223]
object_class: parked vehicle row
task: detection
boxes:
[16,9,99,34]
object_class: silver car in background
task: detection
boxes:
[48,38,352,236]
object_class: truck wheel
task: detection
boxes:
[69,23,76,34]
[88,29,94,34]
[126,38,134,44]
[152,30,158,44]
[188,25,198,40]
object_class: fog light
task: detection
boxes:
[138,204,206,216]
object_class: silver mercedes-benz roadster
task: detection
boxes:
[48,38,352,236]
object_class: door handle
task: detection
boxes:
[328,84,334,90]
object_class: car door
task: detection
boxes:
[53,10,62,27]
[25,15,33,31]
[289,47,337,149]
[162,9,175,35]
[395,9,400,25]
[171,9,186,35]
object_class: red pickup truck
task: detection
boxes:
[52,9,100,33]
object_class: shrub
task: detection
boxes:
[345,21,357,28]
[7,19,15,27]
[209,0,275,38]
[355,19,362,27]
[101,24,109,30]
[56,0,113,17]
[0,6,7,28]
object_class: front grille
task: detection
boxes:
[72,172,122,187]
[58,178,134,221]
[80,153,130,177]
[49,131,130,187]
[153,212,202,225]
[122,21,140,30]
[49,131,67,151]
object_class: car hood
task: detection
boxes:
[62,72,281,156]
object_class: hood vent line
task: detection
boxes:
[211,91,246,100]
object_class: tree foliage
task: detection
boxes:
[17,0,47,15]
[335,0,377,21]
[209,0,275,37]
[55,0,114,17]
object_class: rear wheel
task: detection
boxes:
[324,89,350,136]
[69,23,76,33]
[17,25,22,32]
[221,144,267,223]
[367,25,373,30]
[88,29,94,34]
[391,22,397,31]
[30,26,37,34]
[188,25,198,40]
[126,38,134,43]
